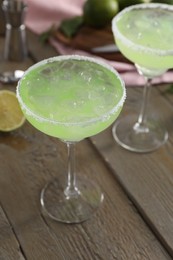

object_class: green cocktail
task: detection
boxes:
[112,3,172,152]
[113,3,173,76]
[17,55,125,142]
[17,55,126,223]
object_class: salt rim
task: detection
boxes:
[112,3,173,56]
[16,55,126,126]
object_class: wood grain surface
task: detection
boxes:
[55,25,130,62]
[91,85,173,257]
[0,30,172,259]
[55,26,113,50]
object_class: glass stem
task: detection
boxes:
[138,77,152,125]
[134,77,152,132]
[64,142,80,197]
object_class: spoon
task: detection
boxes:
[0,70,24,84]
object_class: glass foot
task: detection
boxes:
[112,115,168,153]
[40,176,104,223]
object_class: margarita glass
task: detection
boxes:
[16,55,126,223]
[112,3,173,152]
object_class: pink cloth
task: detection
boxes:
[25,0,173,87]
[25,0,85,34]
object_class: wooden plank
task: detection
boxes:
[0,124,69,259]
[90,85,173,256]
[55,25,114,51]
[0,123,171,259]
[54,25,129,62]
[158,83,173,106]
[41,138,172,260]
[0,30,171,259]
[0,204,25,259]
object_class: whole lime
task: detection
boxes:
[83,0,119,28]
[118,0,144,11]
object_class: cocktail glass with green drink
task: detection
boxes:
[112,3,173,152]
[16,55,126,223]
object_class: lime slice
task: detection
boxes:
[0,90,25,131]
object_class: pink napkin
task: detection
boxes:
[25,0,173,87]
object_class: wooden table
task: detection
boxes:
[0,30,173,260]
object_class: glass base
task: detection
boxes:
[112,115,168,153]
[40,176,104,223]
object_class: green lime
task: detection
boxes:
[83,0,119,28]
[118,0,144,11]
[0,90,25,132]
